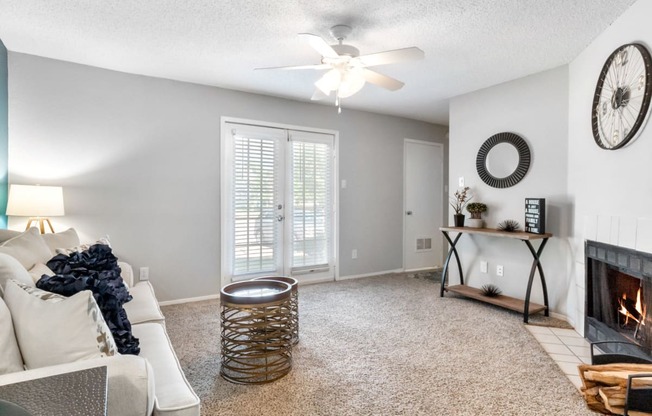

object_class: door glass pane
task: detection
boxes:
[291,139,332,269]
[233,135,278,275]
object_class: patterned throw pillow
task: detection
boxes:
[4,280,118,369]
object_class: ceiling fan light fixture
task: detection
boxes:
[315,68,341,94]
[337,67,366,98]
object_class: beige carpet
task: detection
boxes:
[162,274,593,415]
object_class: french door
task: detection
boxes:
[222,121,336,285]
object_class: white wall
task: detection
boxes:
[449,66,572,317]
[568,0,652,334]
[7,53,448,302]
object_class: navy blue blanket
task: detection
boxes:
[36,244,140,355]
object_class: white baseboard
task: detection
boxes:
[158,294,219,306]
[337,268,404,281]
[404,266,442,273]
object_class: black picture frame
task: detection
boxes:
[476,132,531,188]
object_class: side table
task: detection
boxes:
[220,280,293,384]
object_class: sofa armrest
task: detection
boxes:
[0,355,155,416]
[119,261,135,288]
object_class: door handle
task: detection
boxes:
[277,215,285,222]
[406,211,413,216]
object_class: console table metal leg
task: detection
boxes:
[440,231,463,297]
[523,238,549,323]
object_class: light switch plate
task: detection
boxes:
[458,176,465,187]
[480,261,488,273]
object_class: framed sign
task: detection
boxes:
[525,198,545,234]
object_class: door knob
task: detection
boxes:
[406,211,413,216]
[277,215,285,222]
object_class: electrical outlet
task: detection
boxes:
[458,176,465,187]
[496,265,504,277]
[480,261,488,273]
[352,249,358,259]
[139,267,150,281]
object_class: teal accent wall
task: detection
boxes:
[0,39,7,228]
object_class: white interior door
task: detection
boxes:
[403,139,443,271]
[222,121,336,284]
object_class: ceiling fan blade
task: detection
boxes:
[311,89,330,101]
[356,47,424,67]
[362,69,404,91]
[255,63,331,71]
[299,33,339,59]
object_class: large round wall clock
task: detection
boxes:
[592,43,652,150]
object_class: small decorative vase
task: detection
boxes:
[467,218,484,228]
[454,214,465,227]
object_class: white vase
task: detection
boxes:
[466,218,484,228]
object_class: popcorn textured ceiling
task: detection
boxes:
[0,0,637,125]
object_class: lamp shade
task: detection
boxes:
[6,185,65,217]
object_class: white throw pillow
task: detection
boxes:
[41,228,81,255]
[4,280,118,369]
[0,229,21,244]
[0,228,53,270]
[28,263,55,285]
[0,253,35,296]
[0,296,24,374]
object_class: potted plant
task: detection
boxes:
[449,187,472,227]
[466,202,487,228]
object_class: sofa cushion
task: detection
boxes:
[124,282,165,325]
[41,228,80,255]
[0,296,24,374]
[131,323,200,416]
[0,253,35,296]
[0,228,52,270]
[4,280,117,369]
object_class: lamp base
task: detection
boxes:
[25,218,55,234]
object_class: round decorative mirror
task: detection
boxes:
[476,132,531,188]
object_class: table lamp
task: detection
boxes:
[6,184,65,234]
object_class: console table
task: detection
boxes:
[440,226,552,323]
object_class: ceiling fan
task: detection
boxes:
[256,25,424,112]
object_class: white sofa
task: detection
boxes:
[0,228,200,416]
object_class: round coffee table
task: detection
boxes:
[220,280,293,384]
[253,276,299,345]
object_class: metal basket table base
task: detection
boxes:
[220,281,293,384]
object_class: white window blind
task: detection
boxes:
[290,133,333,270]
[232,133,279,275]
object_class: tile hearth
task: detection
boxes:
[526,325,590,390]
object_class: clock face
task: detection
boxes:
[592,43,652,150]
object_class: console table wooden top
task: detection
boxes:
[440,226,552,240]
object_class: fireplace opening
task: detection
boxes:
[585,240,652,359]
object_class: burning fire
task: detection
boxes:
[618,289,646,337]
